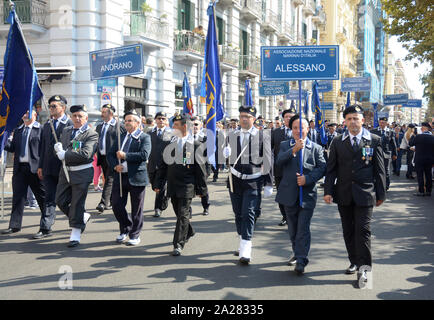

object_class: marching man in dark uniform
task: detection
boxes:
[324,105,386,288]
[108,109,151,246]
[271,108,295,227]
[371,117,397,190]
[95,104,126,214]
[148,111,172,218]
[54,105,98,247]
[34,95,73,239]
[155,114,208,256]
[2,110,45,235]
[223,106,272,265]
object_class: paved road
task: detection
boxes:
[0,173,433,300]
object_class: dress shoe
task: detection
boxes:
[294,263,305,275]
[424,192,431,197]
[345,264,358,274]
[154,209,162,217]
[278,219,287,226]
[126,237,141,246]
[234,250,239,256]
[2,228,20,235]
[212,178,217,182]
[67,240,80,248]
[287,256,297,266]
[413,192,425,197]
[172,247,182,256]
[239,257,250,265]
[202,209,209,216]
[96,203,105,213]
[116,233,128,243]
[33,230,52,239]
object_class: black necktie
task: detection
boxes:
[122,134,132,153]
[53,119,58,130]
[71,128,78,140]
[99,123,107,151]
[157,129,162,137]
[20,126,29,158]
[352,136,358,151]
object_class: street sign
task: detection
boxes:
[404,99,422,108]
[377,111,389,119]
[321,102,334,110]
[260,45,339,81]
[286,89,307,100]
[97,78,117,92]
[101,92,112,101]
[259,81,290,96]
[317,80,333,92]
[383,93,408,105]
[341,77,371,92]
[89,44,144,80]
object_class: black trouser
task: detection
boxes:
[337,203,373,267]
[171,197,194,249]
[39,174,59,231]
[274,176,287,221]
[9,163,45,230]
[149,171,169,211]
[111,173,146,240]
[406,149,415,177]
[384,157,391,189]
[98,155,114,207]
[201,194,210,210]
[415,163,432,194]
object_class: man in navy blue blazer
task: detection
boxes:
[275,115,326,275]
[108,109,152,246]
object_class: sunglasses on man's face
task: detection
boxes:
[156,117,166,121]
[193,123,200,126]
[49,104,59,109]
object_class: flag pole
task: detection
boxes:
[298,80,303,206]
[116,79,122,197]
[7,1,70,183]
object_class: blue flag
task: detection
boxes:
[312,81,327,145]
[182,72,194,116]
[346,92,351,108]
[200,3,224,166]
[244,79,253,106]
[372,103,379,128]
[0,8,42,153]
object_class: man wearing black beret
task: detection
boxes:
[324,105,386,287]
[95,104,126,214]
[409,122,434,196]
[54,105,99,247]
[371,116,397,190]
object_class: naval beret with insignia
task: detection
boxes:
[239,105,257,117]
[254,119,263,126]
[48,95,67,105]
[343,105,364,118]
[421,122,432,129]
[124,109,140,119]
[70,104,87,113]
[102,104,116,113]
[379,116,388,121]
[173,113,191,122]
[154,111,167,119]
[282,108,296,118]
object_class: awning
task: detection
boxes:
[36,66,75,81]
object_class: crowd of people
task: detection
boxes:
[1,95,433,289]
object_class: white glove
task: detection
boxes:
[54,142,64,153]
[223,146,231,159]
[263,186,273,198]
[56,150,66,161]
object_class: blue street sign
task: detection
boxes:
[97,78,117,92]
[404,99,422,108]
[317,80,333,92]
[286,89,307,100]
[384,93,409,105]
[260,45,339,81]
[0,66,4,92]
[89,44,144,80]
[321,102,334,110]
[259,81,290,96]
[341,77,371,92]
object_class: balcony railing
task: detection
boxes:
[174,30,205,55]
[240,0,262,21]
[239,55,260,75]
[262,9,281,32]
[2,0,48,26]
[278,22,295,43]
[125,12,170,45]
[302,0,316,15]
[220,46,239,66]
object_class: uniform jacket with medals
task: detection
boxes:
[226,127,272,192]
[39,114,73,176]
[59,124,98,184]
[5,121,42,174]
[156,134,208,199]
[370,127,397,159]
[324,128,386,207]
[107,128,152,186]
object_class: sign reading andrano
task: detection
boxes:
[89,44,144,80]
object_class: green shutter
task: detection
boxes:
[217,17,224,45]
[189,1,195,31]
[177,0,183,30]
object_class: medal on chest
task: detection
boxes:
[362,146,373,165]
[72,140,82,152]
